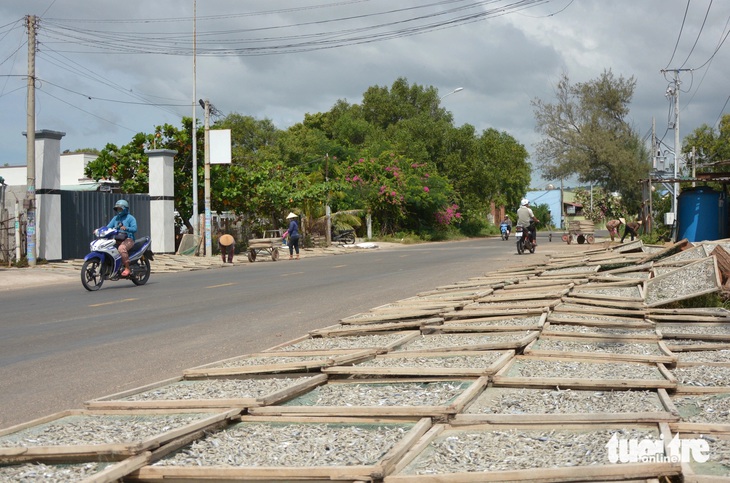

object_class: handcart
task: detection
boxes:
[561,220,595,245]
[247,237,281,262]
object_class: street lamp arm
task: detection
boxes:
[440,87,463,100]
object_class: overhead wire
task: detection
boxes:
[37,78,190,106]
[37,89,138,133]
[3,0,556,151]
[665,0,691,69]
[37,0,548,56]
[679,0,712,69]
[37,43,188,117]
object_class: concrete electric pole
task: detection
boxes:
[25,15,37,266]
[191,0,199,240]
[200,98,212,257]
[661,68,691,236]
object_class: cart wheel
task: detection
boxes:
[271,248,280,261]
[561,234,569,243]
[577,234,586,244]
[587,235,595,244]
[247,249,257,262]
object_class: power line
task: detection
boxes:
[38,88,138,133]
[36,0,548,56]
[679,0,713,69]
[665,0,691,69]
[37,78,190,106]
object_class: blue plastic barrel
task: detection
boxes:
[676,187,728,242]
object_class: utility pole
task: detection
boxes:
[200,98,212,257]
[325,154,331,246]
[191,0,199,240]
[25,15,37,266]
[662,68,690,234]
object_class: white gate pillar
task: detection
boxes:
[146,149,176,254]
[33,129,65,261]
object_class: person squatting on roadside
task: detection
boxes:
[516,198,539,245]
[605,218,624,242]
[621,219,642,243]
[286,212,300,260]
[107,199,137,277]
[218,234,235,263]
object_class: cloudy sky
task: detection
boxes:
[1,0,728,188]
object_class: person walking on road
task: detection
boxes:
[286,212,301,260]
[107,199,136,277]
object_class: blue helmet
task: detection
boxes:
[114,199,129,214]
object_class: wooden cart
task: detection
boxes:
[247,237,281,262]
[562,220,595,244]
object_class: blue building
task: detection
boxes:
[525,189,562,228]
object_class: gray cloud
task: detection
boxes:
[1,0,728,189]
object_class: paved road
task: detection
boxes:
[0,237,574,429]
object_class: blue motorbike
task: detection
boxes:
[81,226,154,291]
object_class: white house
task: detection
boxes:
[1,152,102,188]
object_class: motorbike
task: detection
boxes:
[515,220,537,255]
[81,226,154,291]
[331,228,356,244]
[500,222,511,240]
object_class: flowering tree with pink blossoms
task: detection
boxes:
[342,151,456,234]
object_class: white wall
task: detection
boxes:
[0,153,97,187]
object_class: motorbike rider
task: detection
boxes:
[500,215,512,235]
[516,198,539,246]
[107,199,137,277]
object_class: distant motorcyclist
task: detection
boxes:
[106,200,137,277]
[500,215,512,239]
[516,198,539,246]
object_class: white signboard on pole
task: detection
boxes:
[210,129,231,164]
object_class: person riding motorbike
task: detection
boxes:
[500,216,512,239]
[106,199,137,277]
[516,198,539,246]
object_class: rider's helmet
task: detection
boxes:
[114,199,129,214]
[520,198,530,206]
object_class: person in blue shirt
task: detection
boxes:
[286,212,300,260]
[107,199,137,276]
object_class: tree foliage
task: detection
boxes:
[85,77,533,238]
[683,114,730,174]
[532,70,650,214]
[572,187,627,224]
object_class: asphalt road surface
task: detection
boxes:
[0,237,557,429]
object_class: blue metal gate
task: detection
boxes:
[60,191,150,260]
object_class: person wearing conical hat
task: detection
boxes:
[286,212,300,260]
[218,233,235,263]
[605,218,624,242]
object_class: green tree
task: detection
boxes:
[341,151,456,234]
[572,187,626,224]
[683,114,730,175]
[532,70,650,214]
[85,119,200,232]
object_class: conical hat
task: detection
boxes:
[219,234,234,246]
[286,212,298,219]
